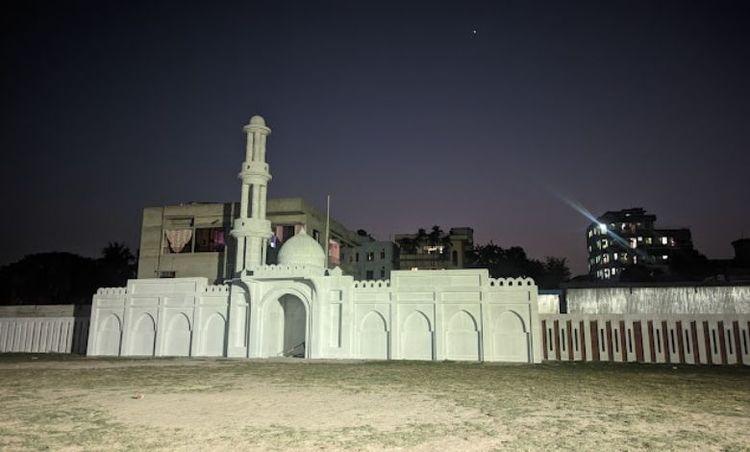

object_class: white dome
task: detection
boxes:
[278,229,326,268]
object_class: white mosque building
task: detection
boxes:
[87,116,543,363]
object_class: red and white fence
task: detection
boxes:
[540,314,750,365]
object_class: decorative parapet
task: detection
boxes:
[353,279,391,289]
[487,277,536,288]
[96,287,128,296]
[248,264,325,278]
[205,285,230,294]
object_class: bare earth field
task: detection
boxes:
[0,355,748,450]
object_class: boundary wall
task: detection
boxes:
[0,305,89,354]
[541,313,750,366]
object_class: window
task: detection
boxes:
[380,249,386,259]
[629,238,637,249]
[662,255,668,260]
[194,228,225,252]
[278,225,295,242]
[328,240,340,266]
[312,229,320,241]
[637,236,643,242]
[355,252,359,262]
[645,237,653,245]
[452,250,458,265]
[158,271,176,278]
[603,254,610,264]
[367,251,374,261]
[366,270,374,279]
[380,267,385,278]
[661,236,668,245]
[164,229,193,254]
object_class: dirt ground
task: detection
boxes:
[0,355,748,450]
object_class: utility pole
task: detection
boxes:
[324,194,331,269]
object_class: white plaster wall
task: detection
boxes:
[567,286,750,314]
[0,317,88,354]
[88,268,542,364]
[537,294,561,314]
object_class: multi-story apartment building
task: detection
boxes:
[586,208,693,280]
[394,227,474,270]
[137,197,361,282]
[340,234,399,280]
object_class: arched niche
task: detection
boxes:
[400,311,433,361]
[491,310,529,362]
[359,311,388,360]
[164,313,192,356]
[202,313,226,357]
[445,310,480,361]
[96,314,122,356]
[130,313,156,356]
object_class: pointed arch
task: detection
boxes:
[494,310,527,333]
[445,310,480,361]
[164,312,192,356]
[359,311,388,360]
[130,313,156,356]
[202,312,226,357]
[401,310,433,360]
[491,310,530,362]
[96,314,121,356]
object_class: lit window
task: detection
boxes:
[611,268,617,276]
[633,255,638,264]
[661,236,668,245]
[602,239,609,249]
[662,255,668,260]
[645,237,652,245]
[603,254,610,264]
[629,238,637,249]
[367,252,374,261]
[637,236,643,242]
[604,268,611,278]
[598,223,607,234]
[588,229,593,238]
[613,253,618,260]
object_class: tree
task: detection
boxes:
[467,242,571,289]
[97,242,136,287]
[0,242,137,305]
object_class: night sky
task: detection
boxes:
[2,0,749,274]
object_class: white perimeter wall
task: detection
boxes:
[567,286,750,314]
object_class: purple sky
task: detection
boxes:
[2,0,749,274]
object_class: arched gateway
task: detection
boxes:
[87,115,542,364]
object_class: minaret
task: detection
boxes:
[230,115,272,274]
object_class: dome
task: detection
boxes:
[249,115,266,126]
[277,229,326,268]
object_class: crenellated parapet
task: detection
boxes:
[204,285,230,294]
[96,287,128,296]
[353,279,391,289]
[487,277,536,288]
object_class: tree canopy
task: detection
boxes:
[467,242,571,289]
[0,242,136,305]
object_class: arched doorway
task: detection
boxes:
[261,293,308,358]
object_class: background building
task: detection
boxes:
[394,227,474,270]
[137,197,361,282]
[587,208,693,281]
[340,232,399,280]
